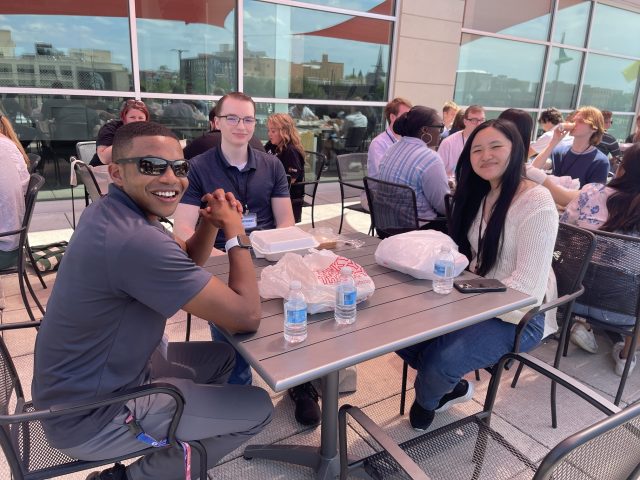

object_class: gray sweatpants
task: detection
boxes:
[62,341,274,480]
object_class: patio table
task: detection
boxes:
[204,232,536,479]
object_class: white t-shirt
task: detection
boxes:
[530,130,573,154]
[0,136,29,252]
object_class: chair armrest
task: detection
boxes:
[0,321,41,332]
[0,227,25,238]
[513,287,584,352]
[487,352,620,416]
[339,405,431,480]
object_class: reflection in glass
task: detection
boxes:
[542,47,582,109]
[608,115,635,143]
[454,35,545,108]
[297,0,394,15]
[590,3,640,58]
[581,54,640,112]
[463,0,552,41]
[255,102,383,178]
[136,0,236,95]
[142,97,211,139]
[0,11,132,90]
[244,1,392,101]
[552,0,590,48]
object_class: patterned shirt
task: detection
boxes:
[377,137,449,220]
[560,183,611,229]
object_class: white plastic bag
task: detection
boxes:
[374,230,468,280]
[259,249,375,314]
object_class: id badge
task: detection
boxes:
[242,212,258,229]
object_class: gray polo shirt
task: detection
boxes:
[32,185,211,449]
[181,145,290,247]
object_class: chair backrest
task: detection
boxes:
[344,126,367,152]
[364,176,419,239]
[75,141,97,163]
[578,229,640,319]
[534,399,640,480]
[551,223,596,325]
[27,153,41,174]
[303,151,326,198]
[74,160,103,202]
[337,153,367,199]
[0,336,24,417]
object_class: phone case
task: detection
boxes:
[453,278,507,293]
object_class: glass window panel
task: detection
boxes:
[255,102,384,179]
[244,1,392,101]
[136,0,236,95]
[463,0,552,41]
[590,3,640,58]
[609,115,635,143]
[580,54,640,112]
[295,0,394,15]
[542,47,583,109]
[454,35,545,108]
[0,5,132,90]
[552,0,590,47]
[142,97,211,140]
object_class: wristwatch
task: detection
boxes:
[225,234,252,251]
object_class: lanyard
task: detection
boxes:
[222,165,253,212]
[385,128,397,143]
[475,197,487,275]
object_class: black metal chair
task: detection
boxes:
[336,153,371,234]
[70,158,103,228]
[75,140,97,164]
[0,174,46,323]
[398,223,596,426]
[334,126,367,155]
[26,153,41,174]
[555,229,640,406]
[364,176,419,239]
[300,151,327,227]
[0,326,208,480]
[340,351,640,480]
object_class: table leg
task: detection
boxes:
[243,370,341,479]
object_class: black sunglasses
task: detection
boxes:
[115,156,189,177]
[427,124,445,133]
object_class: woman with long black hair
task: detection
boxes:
[397,119,558,431]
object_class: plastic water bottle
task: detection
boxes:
[433,245,455,294]
[335,267,357,325]
[284,281,307,343]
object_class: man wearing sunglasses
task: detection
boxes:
[32,121,273,480]
[437,104,485,176]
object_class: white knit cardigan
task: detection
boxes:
[468,185,559,338]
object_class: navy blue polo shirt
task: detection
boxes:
[181,145,290,246]
[32,185,211,449]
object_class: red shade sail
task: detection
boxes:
[0,0,235,28]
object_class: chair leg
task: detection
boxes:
[17,271,38,323]
[475,369,481,381]
[71,184,76,229]
[23,271,45,315]
[311,198,316,228]
[550,380,558,429]
[185,313,192,342]
[400,361,408,416]
[338,199,345,234]
[614,331,639,405]
[25,241,47,289]
[510,362,524,389]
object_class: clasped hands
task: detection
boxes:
[199,189,244,230]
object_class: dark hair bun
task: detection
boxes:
[393,113,408,136]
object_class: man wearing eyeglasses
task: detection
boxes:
[437,104,485,176]
[32,122,273,480]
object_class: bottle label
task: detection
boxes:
[340,288,357,306]
[287,308,307,324]
[433,260,454,278]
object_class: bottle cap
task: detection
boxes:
[340,266,353,275]
[290,280,302,289]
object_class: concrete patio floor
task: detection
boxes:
[1,182,639,479]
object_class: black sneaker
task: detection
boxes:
[288,382,321,426]
[85,463,127,480]
[409,401,435,431]
[435,380,474,413]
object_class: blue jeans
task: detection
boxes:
[573,302,635,327]
[210,324,253,385]
[397,314,545,410]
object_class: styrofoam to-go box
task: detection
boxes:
[250,227,319,261]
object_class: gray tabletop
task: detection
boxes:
[205,233,536,392]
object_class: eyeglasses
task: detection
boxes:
[125,99,146,108]
[217,115,257,126]
[115,156,190,177]
[465,117,485,125]
[427,124,445,133]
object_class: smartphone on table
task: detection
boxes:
[453,278,507,293]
